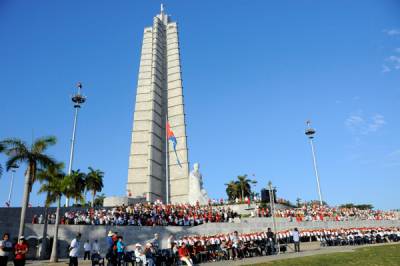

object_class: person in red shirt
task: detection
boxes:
[178,242,193,266]
[14,236,28,266]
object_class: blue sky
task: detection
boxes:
[1,1,400,209]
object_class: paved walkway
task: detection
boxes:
[15,242,400,266]
[200,242,400,266]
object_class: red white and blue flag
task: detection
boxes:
[167,121,182,167]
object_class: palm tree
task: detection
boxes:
[0,142,4,177]
[85,167,104,207]
[37,162,65,261]
[63,170,86,205]
[0,136,56,237]
[225,180,239,201]
[296,197,302,207]
[236,174,257,200]
[93,193,106,207]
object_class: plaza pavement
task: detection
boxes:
[12,242,400,266]
[200,242,400,266]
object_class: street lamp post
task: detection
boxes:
[7,164,19,207]
[66,82,86,207]
[268,181,279,254]
[305,120,323,206]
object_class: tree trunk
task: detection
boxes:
[18,166,32,237]
[50,196,61,262]
[92,191,96,207]
[39,206,49,259]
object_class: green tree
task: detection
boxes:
[63,170,86,205]
[296,197,302,207]
[0,142,4,177]
[340,203,373,210]
[85,167,104,207]
[37,162,65,261]
[225,180,239,200]
[236,174,257,200]
[0,136,56,237]
[93,193,106,207]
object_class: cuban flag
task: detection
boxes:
[167,121,182,167]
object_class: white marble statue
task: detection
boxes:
[188,163,209,205]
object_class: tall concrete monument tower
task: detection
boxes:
[127,5,189,203]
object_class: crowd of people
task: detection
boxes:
[65,226,400,266]
[3,225,400,266]
[31,201,399,228]
[33,201,240,226]
[255,204,398,222]
[164,227,400,264]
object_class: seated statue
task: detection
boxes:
[188,163,209,205]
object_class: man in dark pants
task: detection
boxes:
[0,233,13,266]
[69,233,81,266]
[266,228,275,255]
[83,240,91,260]
[292,228,300,252]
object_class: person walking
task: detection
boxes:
[0,233,13,266]
[69,233,81,266]
[83,240,91,260]
[292,228,300,252]
[13,236,28,266]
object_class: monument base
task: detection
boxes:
[103,196,146,207]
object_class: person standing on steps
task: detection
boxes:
[69,233,81,266]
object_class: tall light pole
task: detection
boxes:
[6,164,19,207]
[66,82,86,206]
[268,181,279,254]
[305,120,323,206]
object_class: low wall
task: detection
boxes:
[1,219,399,259]
[1,207,400,259]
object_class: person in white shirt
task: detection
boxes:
[134,243,146,265]
[92,240,100,255]
[0,233,13,266]
[292,228,300,252]
[83,240,91,260]
[69,233,81,266]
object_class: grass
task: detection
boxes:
[250,244,400,266]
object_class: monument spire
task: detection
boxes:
[127,8,189,203]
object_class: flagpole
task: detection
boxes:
[165,115,169,204]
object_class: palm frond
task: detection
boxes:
[5,154,28,171]
[34,154,57,170]
[0,138,29,157]
[32,136,57,153]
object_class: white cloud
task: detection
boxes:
[345,113,386,135]
[384,29,400,36]
[385,55,400,71]
[382,65,391,73]
[388,149,400,157]
[345,115,364,132]
[368,114,386,133]
[386,149,400,167]
[388,55,400,63]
